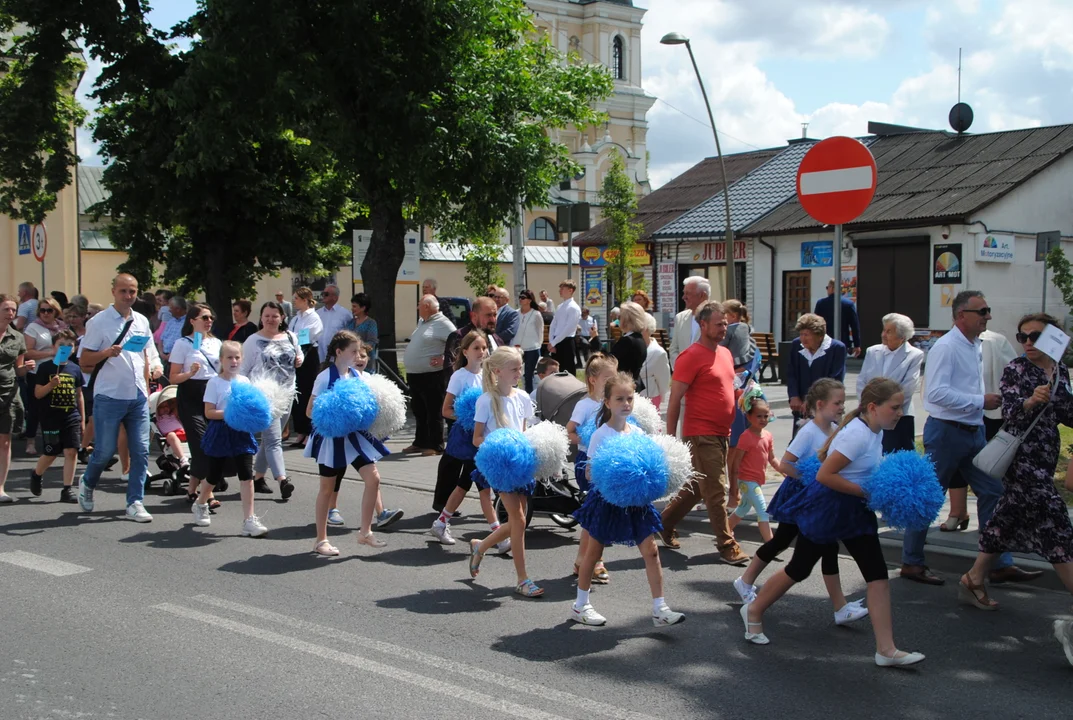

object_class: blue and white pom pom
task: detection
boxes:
[224,381,273,433]
[453,386,483,433]
[577,414,598,448]
[628,395,663,436]
[312,376,379,438]
[795,453,822,486]
[650,434,696,501]
[862,450,944,531]
[251,377,293,419]
[475,428,537,493]
[524,421,569,480]
[362,373,408,441]
[590,432,670,508]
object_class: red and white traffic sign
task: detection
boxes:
[31,223,47,262]
[796,136,877,226]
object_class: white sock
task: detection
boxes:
[489,521,500,531]
[575,588,590,609]
[653,597,666,614]
[436,509,451,525]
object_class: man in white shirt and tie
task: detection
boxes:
[547,280,581,376]
[669,276,709,368]
[77,274,164,522]
[900,290,1042,586]
[315,285,351,358]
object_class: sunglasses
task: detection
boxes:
[1016,330,1042,344]
[198,314,213,321]
[960,306,991,317]
[39,308,55,314]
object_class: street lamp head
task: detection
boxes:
[660,32,689,46]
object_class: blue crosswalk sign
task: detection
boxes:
[18,224,30,255]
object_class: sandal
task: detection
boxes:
[940,516,970,532]
[515,578,545,598]
[208,499,221,512]
[314,540,340,556]
[469,540,485,578]
[958,574,998,611]
[186,491,198,505]
[592,561,609,584]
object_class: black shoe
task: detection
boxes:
[254,479,272,494]
[29,472,42,497]
[105,456,119,471]
[59,486,77,503]
[77,448,90,464]
[279,478,294,501]
[216,478,229,493]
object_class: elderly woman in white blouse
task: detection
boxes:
[639,312,670,409]
[856,313,923,453]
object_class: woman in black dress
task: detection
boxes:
[610,301,648,391]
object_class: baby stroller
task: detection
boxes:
[147,385,190,496]
[493,371,588,529]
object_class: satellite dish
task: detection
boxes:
[949,102,973,134]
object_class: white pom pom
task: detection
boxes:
[252,377,294,419]
[524,421,570,480]
[629,395,663,436]
[651,434,697,501]
[362,373,408,440]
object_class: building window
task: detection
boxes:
[528,217,557,241]
[612,36,625,80]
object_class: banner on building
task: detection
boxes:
[353,230,421,285]
[800,241,833,268]
[690,241,746,263]
[840,266,857,303]
[977,233,1014,263]
[583,269,603,306]
[933,243,963,284]
[657,262,676,313]
[580,245,652,268]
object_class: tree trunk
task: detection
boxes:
[363,197,407,379]
[202,239,235,335]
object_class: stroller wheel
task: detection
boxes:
[163,478,178,496]
[549,513,579,530]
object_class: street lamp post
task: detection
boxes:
[660,32,736,300]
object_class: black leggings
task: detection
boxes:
[785,533,888,584]
[756,523,840,576]
[207,454,253,486]
[319,459,372,492]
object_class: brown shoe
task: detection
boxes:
[402,445,421,453]
[989,566,1044,584]
[658,529,681,549]
[420,449,438,457]
[720,545,749,566]
[900,564,945,585]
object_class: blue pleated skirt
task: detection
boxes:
[573,449,590,491]
[793,481,878,544]
[445,421,477,461]
[201,420,257,458]
[304,429,389,469]
[574,490,663,547]
[767,476,806,524]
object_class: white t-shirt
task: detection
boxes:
[311,366,360,398]
[474,390,533,432]
[828,417,883,485]
[588,422,633,459]
[446,367,482,397]
[204,374,249,412]
[21,322,53,374]
[569,396,602,451]
[786,420,836,460]
[169,336,221,380]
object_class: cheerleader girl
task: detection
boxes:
[733,378,868,626]
[466,346,541,598]
[566,353,618,583]
[306,331,390,556]
[570,372,685,627]
[192,341,268,537]
[430,330,500,546]
[741,378,925,668]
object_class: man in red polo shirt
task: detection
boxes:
[660,300,749,565]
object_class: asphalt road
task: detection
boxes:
[2,450,1072,720]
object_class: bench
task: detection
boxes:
[752,332,779,383]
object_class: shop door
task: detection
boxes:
[856,242,930,347]
[782,271,811,341]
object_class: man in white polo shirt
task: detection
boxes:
[77,274,164,522]
[315,285,351,358]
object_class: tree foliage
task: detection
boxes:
[599,151,644,305]
[463,229,507,297]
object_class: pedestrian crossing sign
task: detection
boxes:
[18,224,30,255]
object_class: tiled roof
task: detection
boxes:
[652,141,818,240]
[742,124,1073,235]
[422,242,579,265]
[77,165,107,215]
[572,148,781,247]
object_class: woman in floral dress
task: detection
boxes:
[958,313,1073,624]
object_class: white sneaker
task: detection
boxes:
[430,521,455,545]
[653,604,686,626]
[734,576,757,604]
[125,501,152,523]
[327,508,345,526]
[242,515,268,537]
[120,472,129,481]
[496,537,512,555]
[834,600,869,626]
[78,476,94,512]
[192,502,211,527]
[570,603,607,626]
[1055,619,1073,667]
[874,650,925,667]
[0,493,13,503]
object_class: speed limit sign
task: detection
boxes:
[31,224,47,262]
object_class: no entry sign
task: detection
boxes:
[796,137,877,226]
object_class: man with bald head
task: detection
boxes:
[403,294,456,456]
[76,274,164,522]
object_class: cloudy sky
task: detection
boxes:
[77,0,1072,189]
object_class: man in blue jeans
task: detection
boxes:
[901,290,1042,585]
[77,274,163,522]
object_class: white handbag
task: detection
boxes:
[972,389,1051,480]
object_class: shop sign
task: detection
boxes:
[976,233,1014,263]
[691,241,746,263]
[933,243,963,284]
[580,245,652,268]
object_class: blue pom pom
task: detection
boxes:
[578,415,598,448]
[590,433,670,508]
[312,376,379,439]
[795,453,822,486]
[863,450,944,531]
[224,381,273,433]
[453,386,483,432]
[475,428,537,493]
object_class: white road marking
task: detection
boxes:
[799,166,873,195]
[193,593,658,720]
[0,551,91,577]
[155,603,570,720]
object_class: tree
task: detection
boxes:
[599,150,644,305]
[462,228,507,297]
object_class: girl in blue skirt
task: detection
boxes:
[570,372,686,628]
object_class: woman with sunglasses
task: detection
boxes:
[515,290,544,393]
[21,297,67,456]
[170,303,222,506]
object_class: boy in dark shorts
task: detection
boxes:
[31,330,85,502]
